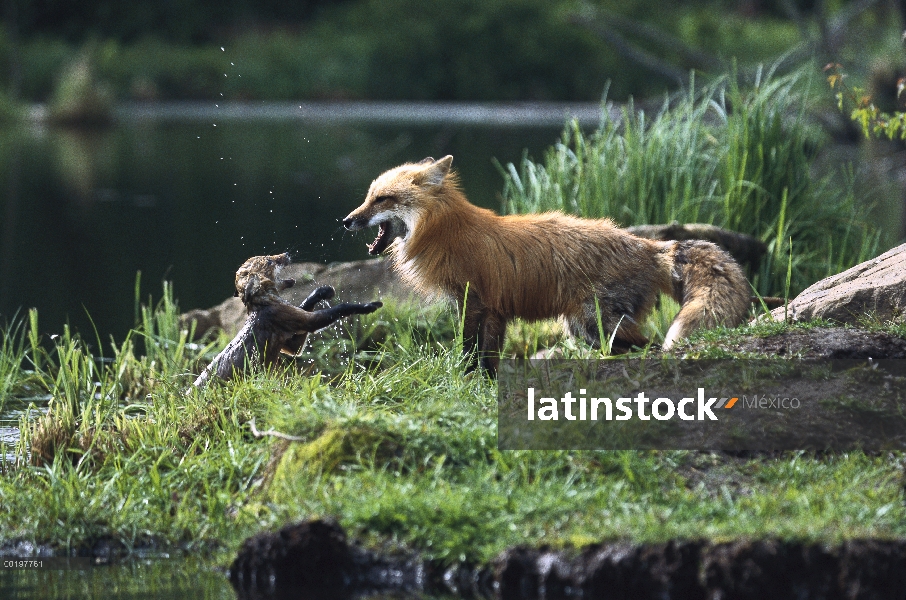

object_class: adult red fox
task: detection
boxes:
[343,156,749,375]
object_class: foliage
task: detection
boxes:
[46,50,115,125]
[10,0,347,43]
[825,62,906,140]
[499,68,879,296]
[0,0,811,102]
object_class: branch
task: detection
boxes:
[569,14,688,87]
[593,10,725,72]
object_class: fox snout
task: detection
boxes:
[342,214,365,230]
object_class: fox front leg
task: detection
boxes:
[282,286,338,356]
[459,291,487,374]
[295,301,383,331]
[477,312,507,378]
[299,285,336,311]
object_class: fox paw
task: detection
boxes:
[364,301,383,312]
[300,285,337,310]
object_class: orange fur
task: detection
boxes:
[344,156,750,374]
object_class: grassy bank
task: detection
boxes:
[1,287,905,568]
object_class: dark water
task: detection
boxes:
[0,110,569,345]
[0,556,234,599]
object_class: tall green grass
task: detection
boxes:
[499,69,879,296]
[0,315,33,412]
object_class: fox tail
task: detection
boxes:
[663,240,750,349]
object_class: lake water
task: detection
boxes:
[0,556,235,599]
[0,102,599,346]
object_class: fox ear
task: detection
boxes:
[419,155,453,186]
[417,156,435,165]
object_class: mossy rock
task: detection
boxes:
[269,425,400,499]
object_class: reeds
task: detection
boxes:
[499,68,879,297]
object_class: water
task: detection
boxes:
[0,556,235,599]
[0,103,590,346]
[0,395,51,464]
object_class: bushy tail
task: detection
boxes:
[663,240,750,349]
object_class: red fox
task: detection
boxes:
[193,253,382,387]
[342,156,750,375]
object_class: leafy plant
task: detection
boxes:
[825,62,906,140]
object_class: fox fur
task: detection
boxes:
[343,156,750,375]
[192,253,382,387]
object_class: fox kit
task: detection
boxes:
[343,156,749,375]
[193,253,382,387]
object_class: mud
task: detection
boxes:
[230,520,906,599]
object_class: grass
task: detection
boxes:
[498,67,880,297]
[1,285,905,568]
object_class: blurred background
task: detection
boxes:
[0,0,904,343]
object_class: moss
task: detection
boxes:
[269,425,401,502]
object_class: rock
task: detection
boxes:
[229,519,355,598]
[683,326,906,359]
[229,519,440,599]
[771,243,906,324]
[181,258,416,339]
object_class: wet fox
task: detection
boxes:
[193,253,382,387]
[343,156,749,375]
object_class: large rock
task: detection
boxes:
[181,258,416,339]
[771,243,906,324]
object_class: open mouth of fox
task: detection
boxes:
[364,218,407,256]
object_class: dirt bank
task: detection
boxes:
[229,520,906,599]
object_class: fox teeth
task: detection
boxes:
[367,222,389,254]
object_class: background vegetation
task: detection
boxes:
[3,0,902,102]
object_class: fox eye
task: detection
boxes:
[374,195,392,204]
